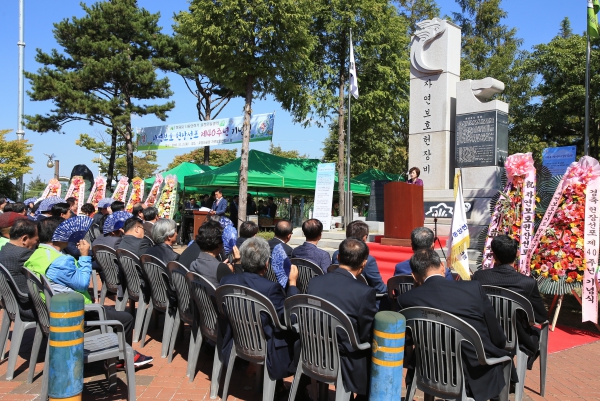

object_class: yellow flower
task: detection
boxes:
[554,262,561,269]
[542,272,549,278]
[577,274,583,282]
[552,275,559,281]
[566,277,574,283]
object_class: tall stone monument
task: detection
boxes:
[408,18,461,190]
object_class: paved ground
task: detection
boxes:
[0,289,596,400]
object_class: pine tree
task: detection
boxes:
[25,0,174,189]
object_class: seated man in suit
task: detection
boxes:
[268,219,293,258]
[190,219,239,287]
[394,227,453,280]
[117,217,153,259]
[209,188,228,217]
[397,249,509,401]
[307,238,377,399]
[291,218,331,272]
[236,221,258,249]
[472,235,547,369]
[331,220,387,295]
[142,206,158,239]
[144,218,180,264]
[0,219,39,322]
[219,237,299,382]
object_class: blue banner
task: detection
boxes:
[542,146,577,176]
[136,112,275,150]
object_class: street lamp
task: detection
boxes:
[45,153,59,180]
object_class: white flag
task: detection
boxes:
[447,172,471,280]
[349,40,359,99]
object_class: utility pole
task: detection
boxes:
[16,0,26,200]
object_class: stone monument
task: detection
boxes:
[408,18,461,190]
[408,18,510,269]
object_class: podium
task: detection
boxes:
[192,211,210,238]
[381,182,424,247]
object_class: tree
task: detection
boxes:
[175,0,315,227]
[452,0,534,156]
[77,131,159,178]
[24,175,47,199]
[519,31,597,159]
[269,143,308,159]
[321,6,410,175]
[559,17,573,38]
[25,0,174,189]
[395,0,440,35]
[157,33,238,165]
[0,129,33,181]
[166,148,237,170]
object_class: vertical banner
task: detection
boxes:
[447,172,471,280]
[584,178,600,323]
[519,169,536,275]
[313,163,336,230]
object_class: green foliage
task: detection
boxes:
[76,131,159,178]
[396,0,441,35]
[559,17,573,38]
[24,175,47,199]
[167,148,237,170]
[256,231,275,240]
[320,2,410,176]
[24,0,174,186]
[269,143,308,159]
[0,130,34,180]
[519,30,598,159]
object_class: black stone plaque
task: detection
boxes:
[455,110,508,168]
[367,180,389,222]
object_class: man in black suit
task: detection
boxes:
[117,218,153,259]
[268,220,293,258]
[472,235,547,369]
[397,249,509,401]
[236,221,258,249]
[144,218,180,264]
[307,238,377,399]
[142,207,158,239]
[219,237,299,381]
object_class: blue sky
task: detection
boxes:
[0,0,583,186]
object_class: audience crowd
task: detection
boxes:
[0,194,547,401]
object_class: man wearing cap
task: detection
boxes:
[92,210,131,250]
[0,212,29,250]
[92,198,114,225]
[0,219,39,321]
[31,196,65,222]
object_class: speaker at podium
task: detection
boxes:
[381,181,424,247]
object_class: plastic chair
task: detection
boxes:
[387,275,414,311]
[0,263,39,381]
[144,235,155,246]
[402,306,512,401]
[116,249,150,343]
[83,230,99,301]
[140,254,178,358]
[289,258,323,293]
[166,261,195,363]
[92,245,126,310]
[327,263,339,273]
[482,285,549,399]
[186,272,220,386]
[215,284,287,401]
[21,267,137,400]
[0,296,8,359]
[284,294,371,401]
[263,257,278,284]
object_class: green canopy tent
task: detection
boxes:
[184,150,370,196]
[145,162,216,193]
[353,168,405,185]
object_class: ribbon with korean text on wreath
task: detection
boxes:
[482,153,536,273]
[526,156,600,322]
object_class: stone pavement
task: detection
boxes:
[0,295,596,400]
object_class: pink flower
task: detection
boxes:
[505,153,534,180]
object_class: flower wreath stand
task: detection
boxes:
[527,156,600,331]
[482,153,536,272]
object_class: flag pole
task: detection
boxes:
[346,28,353,225]
[586,33,591,156]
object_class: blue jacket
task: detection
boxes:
[394,259,454,281]
[46,253,93,303]
[211,198,228,216]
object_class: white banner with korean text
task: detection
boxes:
[136,113,275,150]
[313,163,336,230]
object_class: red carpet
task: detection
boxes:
[548,324,600,354]
[367,237,448,282]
